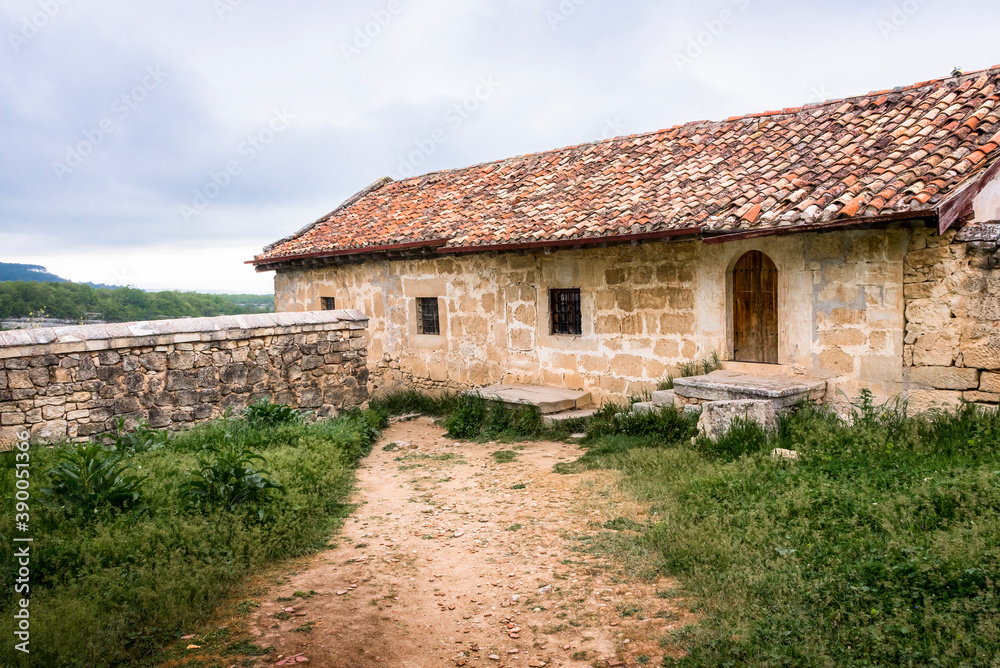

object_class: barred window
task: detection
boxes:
[417,298,440,335]
[321,297,336,310]
[550,288,582,335]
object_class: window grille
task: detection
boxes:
[550,288,582,335]
[417,298,440,335]
[321,297,336,310]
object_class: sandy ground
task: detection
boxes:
[242,417,693,668]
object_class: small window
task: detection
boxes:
[550,288,582,335]
[417,297,440,335]
[321,297,336,310]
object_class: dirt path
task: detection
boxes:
[245,417,691,668]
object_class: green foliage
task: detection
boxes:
[587,403,698,441]
[368,389,460,416]
[444,393,489,438]
[0,410,381,667]
[38,443,146,521]
[181,442,284,517]
[0,279,273,322]
[564,400,1000,667]
[109,416,169,455]
[492,450,518,463]
[242,398,301,430]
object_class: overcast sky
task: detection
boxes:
[1,0,997,293]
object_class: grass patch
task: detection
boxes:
[657,352,722,391]
[369,389,459,417]
[0,408,384,667]
[492,450,518,464]
[559,394,1000,666]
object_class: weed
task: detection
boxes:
[511,483,526,490]
[292,622,315,633]
[506,524,523,532]
[38,442,146,521]
[492,450,518,463]
[181,440,284,518]
[109,416,169,454]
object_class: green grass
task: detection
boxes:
[557,396,1000,667]
[368,389,460,417]
[492,450,518,463]
[657,352,722,390]
[0,408,384,667]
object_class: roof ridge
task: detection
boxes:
[387,65,1000,187]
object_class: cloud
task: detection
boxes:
[2,0,998,291]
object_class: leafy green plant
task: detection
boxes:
[242,398,302,429]
[39,443,146,521]
[110,416,169,454]
[444,393,487,438]
[181,441,284,518]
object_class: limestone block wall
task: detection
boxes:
[904,223,1000,413]
[274,228,909,405]
[0,311,370,445]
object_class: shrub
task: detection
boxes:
[243,397,302,429]
[38,443,146,521]
[181,441,284,517]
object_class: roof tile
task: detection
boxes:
[257,67,1000,262]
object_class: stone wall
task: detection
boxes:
[0,311,370,445]
[904,223,1000,413]
[274,228,910,405]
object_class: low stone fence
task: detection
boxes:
[0,311,370,444]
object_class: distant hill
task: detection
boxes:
[0,262,68,283]
[0,262,274,324]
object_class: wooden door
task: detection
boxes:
[733,251,778,363]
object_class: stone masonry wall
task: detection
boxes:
[904,223,1000,413]
[274,228,908,405]
[0,311,370,445]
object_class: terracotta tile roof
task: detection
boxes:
[255,66,1000,265]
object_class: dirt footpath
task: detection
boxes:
[247,417,691,668]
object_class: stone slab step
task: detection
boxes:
[673,370,826,409]
[652,390,676,407]
[471,384,593,415]
[630,401,656,415]
[542,408,599,426]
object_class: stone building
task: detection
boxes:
[252,68,1000,412]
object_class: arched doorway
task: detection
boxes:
[732,251,778,363]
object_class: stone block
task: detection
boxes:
[911,330,959,367]
[31,420,67,443]
[961,334,1000,370]
[697,400,777,440]
[907,390,963,415]
[651,390,676,407]
[910,366,979,390]
[981,372,1000,393]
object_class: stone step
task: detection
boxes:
[542,408,599,426]
[651,390,676,407]
[471,384,593,415]
[630,401,656,415]
[673,370,826,409]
